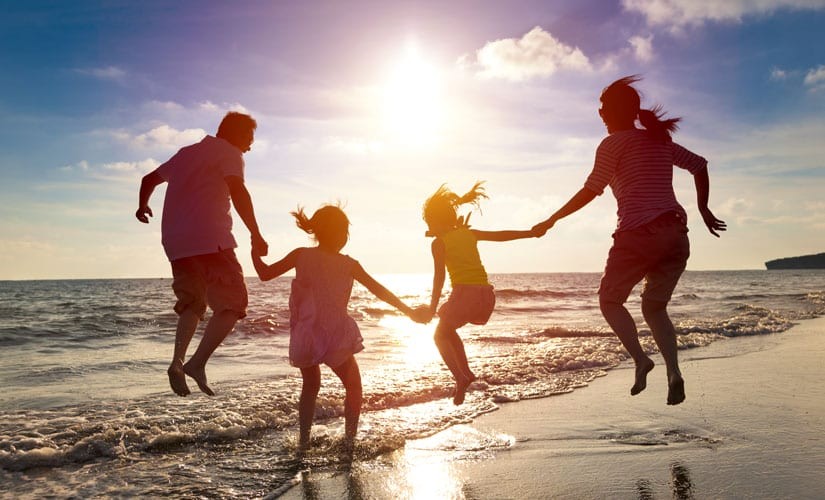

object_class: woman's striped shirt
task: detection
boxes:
[584,129,707,233]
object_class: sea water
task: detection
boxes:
[1,270,823,497]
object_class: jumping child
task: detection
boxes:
[251,205,429,450]
[422,182,541,405]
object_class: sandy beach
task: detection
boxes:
[279,316,825,499]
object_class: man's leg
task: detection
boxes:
[183,309,241,396]
[168,308,200,396]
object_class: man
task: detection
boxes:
[136,111,268,396]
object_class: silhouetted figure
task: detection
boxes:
[251,205,429,451]
[423,182,542,404]
[136,112,268,397]
[534,76,725,405]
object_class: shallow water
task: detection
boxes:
[1,270,823,496]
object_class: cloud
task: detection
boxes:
[101,159,159,173]
[75,65,127,81]
[127,125,206,152]
[464,26,592,81]
[622,0,825,29]
[770,67,788,80]
[803,64,825,91]
[629,34,655,62]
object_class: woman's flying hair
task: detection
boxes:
[601,75,681,142]
[291,204,350,246]
[422,181,488,233]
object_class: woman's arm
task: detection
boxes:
[252,248,300,281]
[533,186,599,235]
[692,166,727,237]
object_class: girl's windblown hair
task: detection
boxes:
[601,75,681,142]
[422,181,488,235]
[291,204,350,247]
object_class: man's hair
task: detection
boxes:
[216,111,257,144]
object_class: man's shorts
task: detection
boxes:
[170,249,248,319]
[598,212,690,305]
[437,284,496,328]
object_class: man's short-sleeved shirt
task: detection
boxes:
[155,135,244,261]
[584,129,707,233]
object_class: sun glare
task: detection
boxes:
[382,45,444,147]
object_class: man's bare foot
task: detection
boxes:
[167,362,191,396]
[630,358,655,396]
[182,362,215,396]
[453,375,476,405]
[667,374,685,405]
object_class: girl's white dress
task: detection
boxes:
[288,247,364,368]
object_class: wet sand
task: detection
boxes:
[279,316,825,499]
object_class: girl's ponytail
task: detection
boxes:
[291,207,314,235]
[638,105,681,142]
[456,181,488,209]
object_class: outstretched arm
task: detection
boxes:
[226,175,269,256]
[693,166,726,237]
[252,248,299,281]
[472,229,541,242]
[532,186,599,235]
[135,171,165,223]
[352,263,420,321]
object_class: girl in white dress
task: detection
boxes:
[251,205,428,451]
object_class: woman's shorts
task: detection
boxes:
[170,249,248,319]
[437,284,496,328]
[599,212,690,305]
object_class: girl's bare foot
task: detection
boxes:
[667,374,685,405]
[453,375,476,405]
[630,358,655,396]
[182,362,215,396]
[167,362,191,396]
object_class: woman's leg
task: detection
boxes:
[298,365,321,449]
[642,298,685,405]
[330,356,362,442]
[600,298,655,395]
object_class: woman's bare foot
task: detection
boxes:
[453,375,476,405]
[667,374,685,405]
[182,362,215,396]
[167,362,190,396]
[630,358,655,396]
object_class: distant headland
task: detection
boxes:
[765,252,825,270]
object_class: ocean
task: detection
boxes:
[1,270,823,497]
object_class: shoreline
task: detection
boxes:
[280,316,825,499]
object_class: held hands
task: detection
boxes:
[531,219,554,237]
[251,233,269,256]
[699,207,726,237]
[409,305,434,324]
[135,206,153,223]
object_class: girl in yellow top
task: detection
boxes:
[423,182,541,404]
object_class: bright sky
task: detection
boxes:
[1,1,824,280]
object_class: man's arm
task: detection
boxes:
[225,175,269,255]
[532,186,599,235]
[692,166,727,237]
[136,171,165,223]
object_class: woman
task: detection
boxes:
[533,76,726,405]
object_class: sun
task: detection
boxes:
[382,45,444,147]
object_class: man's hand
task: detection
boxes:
[251,234,269,256]
[135,206,153,223]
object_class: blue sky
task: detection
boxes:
[1,0,824,279]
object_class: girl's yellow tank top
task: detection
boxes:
[441,227,489,286]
